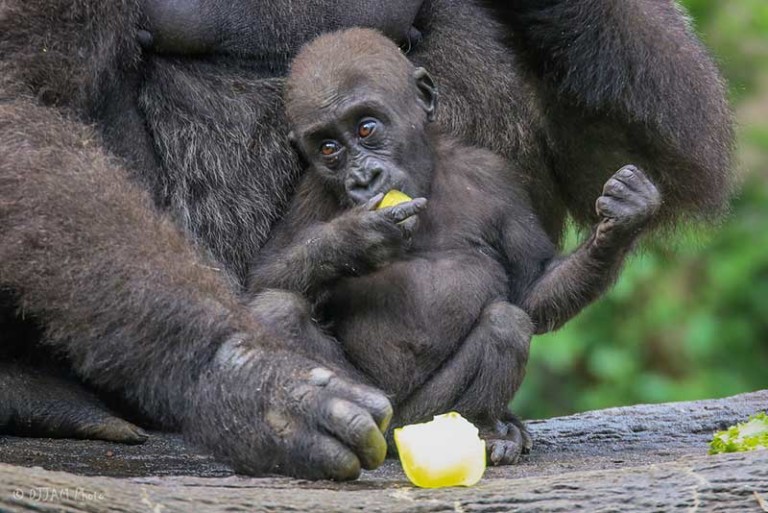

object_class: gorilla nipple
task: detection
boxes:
[140,0,218,55]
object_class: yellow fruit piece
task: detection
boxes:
[376,190,412,209]
[394,412,486,488]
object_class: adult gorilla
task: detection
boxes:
[0,0,732,480]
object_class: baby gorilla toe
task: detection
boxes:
[482,415,532,466]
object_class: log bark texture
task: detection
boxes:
[1,390,766,512]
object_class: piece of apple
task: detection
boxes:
[394,412,486,488]
[376,190,412,209]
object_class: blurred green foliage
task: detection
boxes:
[513,0,768,419]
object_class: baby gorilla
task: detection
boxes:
[248,28,661,465]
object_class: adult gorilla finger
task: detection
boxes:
[295,431,362,481]
[319,397,388,470]
[325,375,394,432]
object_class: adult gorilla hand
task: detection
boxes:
[187,333,392,480]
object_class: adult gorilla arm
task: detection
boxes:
[411,0,732,240]
[482,0,734,229]
[0,2,390,480]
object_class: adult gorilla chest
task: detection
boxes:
[138,59,296,284]
[142,0,424,57]
[135,0,424,284]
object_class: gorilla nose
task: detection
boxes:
[347,167,385,203]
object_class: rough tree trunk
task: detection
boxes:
[1,390,766,512]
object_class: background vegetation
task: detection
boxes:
[513,0,768,419]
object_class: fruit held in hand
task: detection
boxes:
[377,190,412,209]
[394,412,486,488]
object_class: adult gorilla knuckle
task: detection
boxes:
[265,408,297,438]
[308,367,335,386]
[290,368,338,407]
[371,394,393,421]
[326,396,350,417]
[289,383,318,407]
[346,410,373,435]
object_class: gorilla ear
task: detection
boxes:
[413,67,438,122]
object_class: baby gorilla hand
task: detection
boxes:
[595,165,661,247]
[329,194,427,272]
[187,334,393,480]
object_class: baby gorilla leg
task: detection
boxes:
[0,363,147,444]
[391,301,533,465]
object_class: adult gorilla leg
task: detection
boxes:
[0,97,390,480]
[392,301,533,465]
[0,363,147,444]
[247,290,366,379]
[483,0,734,230]
[246,290,392,475]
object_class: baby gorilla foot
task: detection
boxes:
[0,363,148,444]
[481,413,532,466]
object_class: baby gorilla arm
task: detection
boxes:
[520,165,661,333]
[249,191,426,297]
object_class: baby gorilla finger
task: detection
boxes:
[319,397,388,470]
[363,193,386,211]
[602,177,630,198]
[615,165,659,199]
[379,198,428,224]
[595,195,637,219]
[596,195,617,218]
[612,165,643,189]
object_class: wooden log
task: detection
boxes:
[1,390,766,512]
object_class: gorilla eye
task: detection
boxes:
[320,140,341,157]
[358,119,378,139]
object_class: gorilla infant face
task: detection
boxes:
[286,30,438,207]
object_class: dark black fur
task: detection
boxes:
[0,0,732,479]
